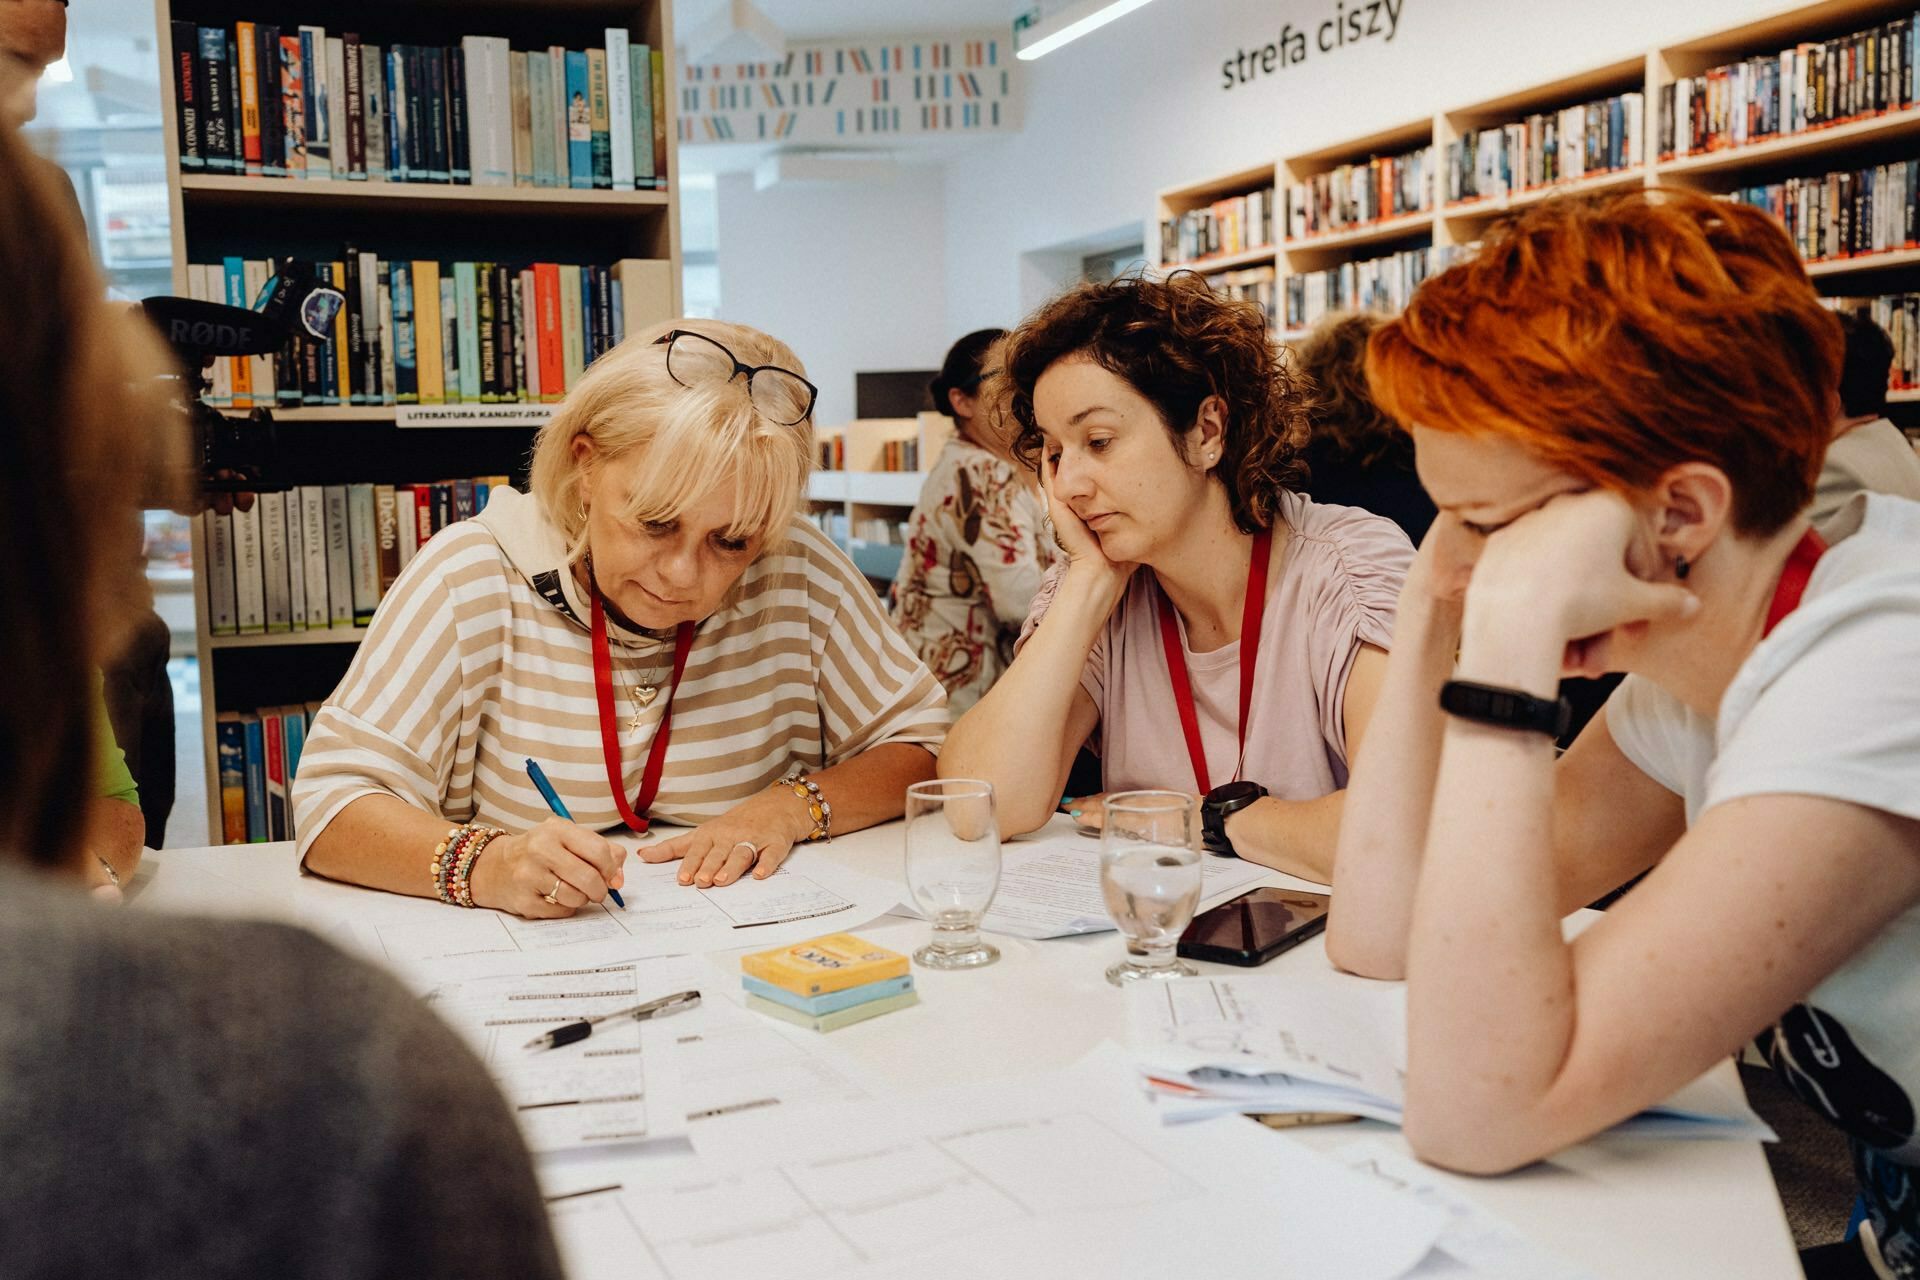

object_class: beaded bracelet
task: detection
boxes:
[431,823,507,907]
[779,772,832,843]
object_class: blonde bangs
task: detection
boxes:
[611,380,806,545]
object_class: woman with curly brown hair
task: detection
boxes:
[940,273,1411,881]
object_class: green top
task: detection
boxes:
[94,673,139,807]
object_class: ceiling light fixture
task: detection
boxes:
[1014,0,1160,61]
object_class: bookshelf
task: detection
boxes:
[157,0,683,842]
[1150,0,1920,423]
[805,413,953,586]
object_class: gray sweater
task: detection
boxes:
[0,868,564,1279]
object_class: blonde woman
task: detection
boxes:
[295,323,947,918]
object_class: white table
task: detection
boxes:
[136,821,1799,1279]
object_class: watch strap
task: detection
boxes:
[1438,680,1571,739]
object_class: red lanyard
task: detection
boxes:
[590,589,695,834]
[1156,529,1273,796]
[1762,526,1828,638]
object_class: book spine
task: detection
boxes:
[447,44,472,184]
[631,45,655,188]
[477,262,498,401]
[519,270,541,402]
[279,35,307,176]
[511,268,529,400]
[440,275,459,403]
[378,261,396,401]
[424,45,450,182]
[414,488,435,547]
[396,487,420,568]
[374,484,400,594]
[566,50,592,189]
[606,28,633,191]
[455,261,482,403]
[216,715,248,843]
[510,50,533,187]
[651,48,667,190]
[413,260,444,404]
[325,37,347,184]
[172,22,204,170]
[452,479,476,522]
[587,47,612,189]
[198,28,235,171]
[284,485,307,630]
[323,485,352,626]
[361,43,386,180]
[259,490,292,631]
[343,252,365,403]
[347,483,380,623]
[392,261,417,403]
[560,265,584,388]
[536,262,564,399]
[528,52,555,186]
[549,45,571,188]
[236,22,262,174]
[431,483,453,535]
[256,25,284,177]
[386,46,409,182]
[610,275,624,346]
[358,250,381,400]
[204,511,238,634]
[263,708,286,841]
[485,36,514,187]
[330,260,349,405]
[299,487,329,628]
[494,264,517,401]
[232,499,266,634]
[300,26,330,178]
[342,33,365,177]
[282,709,306,787]
[242,717,266,841]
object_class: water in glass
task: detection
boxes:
[903,779,1001,969]
[1100,791,1203,985]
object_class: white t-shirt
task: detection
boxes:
[1607,494,1920,1274]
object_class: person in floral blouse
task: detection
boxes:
[893,330,1056,714]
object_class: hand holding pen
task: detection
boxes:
[525,758,626,910]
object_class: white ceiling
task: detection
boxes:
[673,0,1024,46]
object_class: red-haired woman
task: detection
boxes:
[941,274,1412,882]
[1326,192,1920,1278]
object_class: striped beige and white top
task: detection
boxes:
[291,487,948,856]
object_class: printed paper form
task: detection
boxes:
[578,1052,1445,1280]
[976,828,1269,940]
[369,858,894,968]
[422,956,695,1155]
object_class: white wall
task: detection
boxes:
[714,166,948,429]
[942,0,1796,331]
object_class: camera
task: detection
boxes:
[140,259,345,494]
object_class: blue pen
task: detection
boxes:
[524,758,626,909]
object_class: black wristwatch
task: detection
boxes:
[1201,780,1267,856]
[1438,680,1571,740]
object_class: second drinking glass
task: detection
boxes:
[1100,789,1203,986]
[903,778,1002,969]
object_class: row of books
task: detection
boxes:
[169,20,668,190]
[812,438,924,471]
[1829,294,1920,392]
[215,703,320,844]
[1658,13,1920,160]
[1213,264,1278,328]
[1447,92,1645,204]
[188,256,660,408]
[1160,189,1275,266]
[202,478,511,635]
[1730,160,1920,266]
[1284,245,1472,332]
[804,511,911,547]
[1284,147,1434,241]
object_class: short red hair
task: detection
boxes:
[1367,190,1840,535]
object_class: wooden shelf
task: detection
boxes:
[210,628,370,650]
[1654,108,1920,178]
[233,405,556,425]
[1164,244,1277,274]
[1442,168,1647,223]
[180,173,672,215]
[1283,210,1436,256]
[1806,248,1920,279]
[1156,162,1276,208]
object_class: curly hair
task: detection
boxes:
[1292,311,1407,470]
[1367,189,1840,536]
[1003,271,1309,534]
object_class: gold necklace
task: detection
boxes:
[613,630,673,733]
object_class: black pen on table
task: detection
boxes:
[524,757,626,909]
[524,990,702,1051]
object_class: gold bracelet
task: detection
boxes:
[779,772,831,843]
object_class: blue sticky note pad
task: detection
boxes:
[742,973,915,1016]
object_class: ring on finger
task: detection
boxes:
[542,877,563,905]
[732,841,759,859]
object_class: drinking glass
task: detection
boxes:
[903,779,1001,969]
[1099,790,1203,986]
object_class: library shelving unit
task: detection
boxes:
[156,0,683,840]
[1159,0,1920,383]
[806,413,954,582]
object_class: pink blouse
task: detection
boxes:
[1018,491,1412,798]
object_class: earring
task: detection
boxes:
[1675,555,1690,581]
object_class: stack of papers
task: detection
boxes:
[1125,969,1775,1141]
